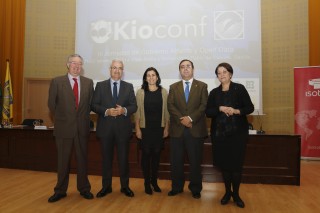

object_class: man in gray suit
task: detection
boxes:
[48,54,94,202]
[92,59,137,198]
[167,59,208,199]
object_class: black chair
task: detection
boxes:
[21,119,44,126]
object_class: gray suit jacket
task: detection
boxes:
[167,79,208,138]
[91,79,137,138]
[48,74,94,138]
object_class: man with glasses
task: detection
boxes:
[92,59,137,198]
[48,54,94,202]
[167,59,208,199]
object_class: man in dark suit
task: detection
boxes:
[92,59,137,198]
[47,54,94,202]
[167,59,208,199]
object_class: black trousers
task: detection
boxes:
[99,125,131,189]
[141,147,161,183]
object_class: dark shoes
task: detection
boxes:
[145,184,153,195]
[97,186,133,197]
[96,187,112,198]
[220,192,245,208]
[48,193,67,203]
[233,195,245,208]
[221,193,232,205]
[145,181,161,195]
[48,191,93,202]
[187,185,201,199]
[80,191,94,200]
[121,187,134,197]
[192,192,201,199]
[167,189,183,196]
[151,182,161,192]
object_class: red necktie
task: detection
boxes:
[73,78,79,109]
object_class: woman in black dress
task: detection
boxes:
[135,67,169,195]
[206,63,254,208]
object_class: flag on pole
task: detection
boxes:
[2,60,13,122]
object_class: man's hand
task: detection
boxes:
[108,105,124,117]
[180,116,192,128]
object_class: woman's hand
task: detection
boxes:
[135,128,142,139]
[220,106,240,116]
[163,128,169,138]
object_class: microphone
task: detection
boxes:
[256,110,265,134]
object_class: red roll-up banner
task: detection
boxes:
[294,66,320,158]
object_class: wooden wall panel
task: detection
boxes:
[24,78,52,126]
[0,128,301,185]
[309,0,320,65]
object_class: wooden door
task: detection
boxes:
[24,78,53,126]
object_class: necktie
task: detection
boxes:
[184,81,190,102]
[73,78,79,109]
[113,82,118,105]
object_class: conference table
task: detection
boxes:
[0,127,301,185]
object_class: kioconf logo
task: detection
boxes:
[306,78,320,96]
[90,16,208,44]
[90,20,112,44]
[214,10,244,40]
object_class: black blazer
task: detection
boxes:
[206,81,254,136]
[91,79,137,138]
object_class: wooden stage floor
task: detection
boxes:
[0,160,319,213]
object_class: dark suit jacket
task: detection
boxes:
[167,79,208,138]
[48,74,94,138]
[91,79,137,138]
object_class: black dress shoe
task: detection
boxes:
[80,191,94,199]
[48,193,67,203]
[232,195,245,208]
[120,187,134,197]
[144,184,153,195]
[192,192,201,199]
[167,190,183,196]
[221,193,232,205]
[151,182,161,192]
[96,187,112,198]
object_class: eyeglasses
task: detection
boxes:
[69,61,83,66]
[180,64,192,69]
[111,66,123,71]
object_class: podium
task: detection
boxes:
[0,127,301,185]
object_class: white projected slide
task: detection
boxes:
[76,0,262,113]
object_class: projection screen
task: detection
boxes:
[76,0,262,113]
